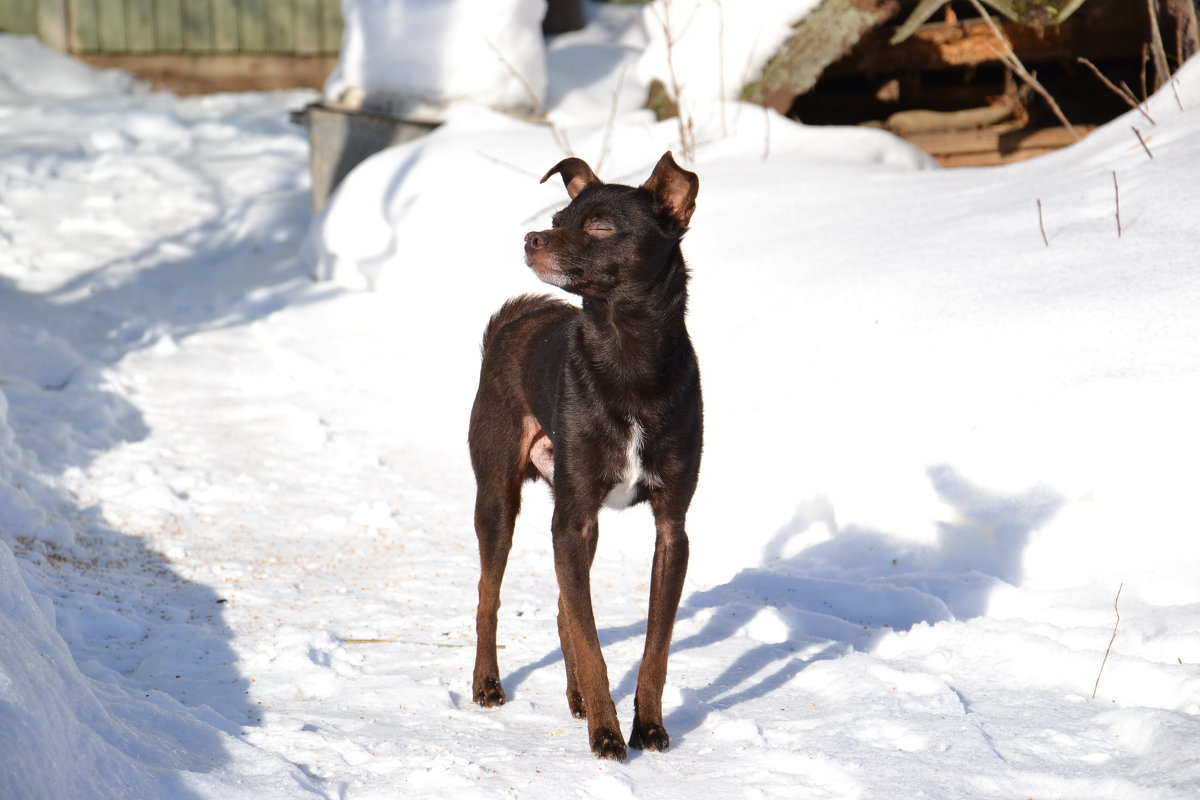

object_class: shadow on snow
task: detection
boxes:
[500,463,1062,754]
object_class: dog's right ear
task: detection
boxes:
[540,157,603,199]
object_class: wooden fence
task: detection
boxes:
[0,0,343,54]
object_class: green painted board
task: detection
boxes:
[1,0,39,34]
[125,0,155,53]
[95,0,126,51]
[320,0,342,53]
[212,0,240,52]
[183,0,214,51]
[239,0,267,51]
[69,0,100,51]
[36,0,345,55]
[156,0,185,51]
[265,0,294,53]
[37,0,70,51]
[295,0,320,55]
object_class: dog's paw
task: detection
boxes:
[590,728,628,762]
[628,718,670,752]
[473,676,506,707]
[567,690,586,719]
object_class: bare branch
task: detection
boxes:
[1077,57,1155,125]
[1091,583,1123,700]
[486,38,573,157]
[1131,126,1154,159]
[1113,171,1123,237]
[967,0,1080,141]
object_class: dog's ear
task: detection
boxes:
[540,157,603,199]
[641,151,699,228]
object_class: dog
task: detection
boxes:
[468,152,702,761]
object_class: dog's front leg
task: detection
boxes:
[552,511,626,761]
[556,516,598,720]
[629,501,690,752]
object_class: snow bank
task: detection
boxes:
[324,0,548,118]
[5,15,1200,800]
[0,34,138,102]
[634,0,817,130]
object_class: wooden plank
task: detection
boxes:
[320,0,342,53]
[124,0,156,53]
[77,51,339,92]
[69,0,100,52]
[904,124,1096,167]
[239,0,267,51]
[182,0,214,52]
[266,0,295,53]
[212,0,239,51]
[37,0,70,51]
[156,0,185,51]
[95,0,127,51]
[2,0,39,35]
[295,0,321,55]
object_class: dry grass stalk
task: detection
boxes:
[1077,57,1155,125]
[1113,171,1123,237]
[650,0,697,161]
[595,62,630,175]
[1037,199,1049,246]
[1091,583,1124,699]
[966,0,1080,141]
[1131,126,1154,159]
[1147,0,1171,91]
[486,38,573,157]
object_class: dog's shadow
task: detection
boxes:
[504,463,1062,752]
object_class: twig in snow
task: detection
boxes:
[1131,126,1154,159]
[1147,0,1171,91]
[967,0,1080,141]
[595,62,629,176]
[343,637,505,649]
[716,0,728,138]
[486,38,573,157]
[1077,58,1155,125]
[649,0,697,161]
[1172,78,1184,111]
[1037,199,1049,246]
[763,105,772,160]
[1091,583,1124,700]
[1113,171,1123,237]
[476,151,541,179]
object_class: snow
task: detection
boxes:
[3,0,1200,795]
[323,0,549,118]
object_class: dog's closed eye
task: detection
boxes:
[584,219,616,237]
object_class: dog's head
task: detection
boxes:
[524,152,699,298]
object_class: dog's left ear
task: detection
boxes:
[541,157,603,199]
[641,152,699,228]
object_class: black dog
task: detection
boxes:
[468,152,702,761]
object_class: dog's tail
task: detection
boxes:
[480,293,566,354]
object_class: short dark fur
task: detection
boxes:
[468,152,702,761]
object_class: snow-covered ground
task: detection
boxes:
[3,1,1200,796]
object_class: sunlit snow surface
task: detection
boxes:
[3,4,1200,797]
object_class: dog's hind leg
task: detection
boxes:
[470,415,540,707]
[629,499,690,752]
[471,480,518,707]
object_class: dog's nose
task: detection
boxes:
[525,231,548,251]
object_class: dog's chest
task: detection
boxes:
[602,420,645,510]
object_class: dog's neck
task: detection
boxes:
[577,248,690,396]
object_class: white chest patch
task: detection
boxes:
[602,420,644,510]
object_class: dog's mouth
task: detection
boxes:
[526,254,569,288]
